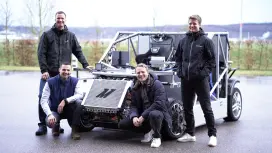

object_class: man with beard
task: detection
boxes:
[40,63,84,140]
[118,63,172,148]
[175,15,217,147]
[36,11,92,136]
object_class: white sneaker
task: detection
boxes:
[150,138,161,148]
[208,136,217,147]
[177,133,196,142]
[141,130,154,143]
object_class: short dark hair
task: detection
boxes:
[60,62,71,68]
[55,11,66,17]
[189,15,202,25]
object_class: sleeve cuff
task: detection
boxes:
[64,99,69,105]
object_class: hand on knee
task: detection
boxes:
[46,114,57,128]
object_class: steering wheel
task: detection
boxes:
[151,34,171,43]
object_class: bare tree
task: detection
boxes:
[1,0,12,40]
[1,0,12,65]
[25,0,55,39]
[92,21,103,64]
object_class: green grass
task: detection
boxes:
[234,70,272,76]
[0,66,39,71]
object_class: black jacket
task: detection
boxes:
[175,28,216,80]
[37,24,89,75]
[129,73,172,129]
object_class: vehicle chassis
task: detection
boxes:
[75,31,243,139]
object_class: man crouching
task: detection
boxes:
[118,63,172,148]
[40,62,84,140]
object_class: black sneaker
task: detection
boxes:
[35,125,47,136]
[59,127,64,133]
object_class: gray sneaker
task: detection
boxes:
[141,130,154,143]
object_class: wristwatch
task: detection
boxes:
[64,99,68,105]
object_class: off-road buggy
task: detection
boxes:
[74,31,242,139]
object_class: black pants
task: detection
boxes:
[46,102,84,128]
[118,110,164,138]
[38,78,47,126]
[182,76,217,137]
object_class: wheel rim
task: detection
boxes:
[80,112,93,128]
[171,103,186,136]
[232,91,242,118]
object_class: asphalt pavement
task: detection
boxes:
[0,71,272,153]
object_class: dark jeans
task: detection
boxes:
[38,71,59,126]
[118,110,164,138]
[38,78,47,126]
[46,102,84,128]
[182,76,217,137]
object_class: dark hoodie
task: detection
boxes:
[130,73,172,129]
[37,24,89,76]
[175,28,216,80]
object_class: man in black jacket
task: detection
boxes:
[175,15,217,147]
[118,63,172,148]
[35,11,92,136]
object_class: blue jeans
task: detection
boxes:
[38,78,47,126]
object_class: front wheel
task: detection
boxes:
[224,87,242,121]
[163,99,186,139]
[79,109,95,132]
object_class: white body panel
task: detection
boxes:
[194,98,228,127]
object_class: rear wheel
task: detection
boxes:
[224,87,242,121]
[163,99,186,139]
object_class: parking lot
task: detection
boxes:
[0,71,272,153]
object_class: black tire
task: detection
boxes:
[79,110,95,132]
[163,99,186,139]
[224,87,242,121]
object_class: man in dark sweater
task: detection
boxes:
[118,63,172,148]
[40,63,84,140]
[36,11,92,136]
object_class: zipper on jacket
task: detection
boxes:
[58,37,61,67]
[188,41,194,80]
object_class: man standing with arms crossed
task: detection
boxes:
[175,15,217,147]
[35,11,92,136]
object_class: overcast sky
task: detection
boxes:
[1,0,272,27]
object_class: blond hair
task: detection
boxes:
[189,14,202,25]
[135,63,149,72]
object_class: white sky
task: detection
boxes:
[1,0,272,27]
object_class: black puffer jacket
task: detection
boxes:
[37,24,89,75]
[129,73,172,129]
[175,28,215,80]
